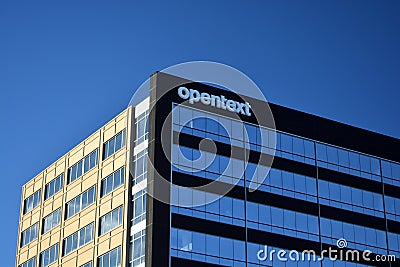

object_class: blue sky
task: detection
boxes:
[1,0,399,265]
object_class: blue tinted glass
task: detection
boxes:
[220,237,233,259]
[271,207,283,226]
[360,155,371,173]
[292,137,304,156]
[206,118,219,134]
[247,202,258,222]
[281,134,292,153]
[349,152,360,170]
[304,140,315,158]
[326,146,338,164]
[338,149,349,167]
[245,124,257,143]
[193,117,206,130]
[206,235,219,256]
[316,144,327,161]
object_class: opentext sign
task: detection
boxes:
[178,86,252,116]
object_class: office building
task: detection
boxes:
[16,72,400,267]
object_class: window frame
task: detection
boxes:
[23,190,41,214]
[42,208,61,234]
[44,174,64,200]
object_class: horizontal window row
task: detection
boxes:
[320,218,387,255]
[22,129,127,216]
[172,144,245,187]
[248,165,317,199]
[318,180,384,218]
[247,201,320,242]
[173,155,397,219]
[171,228,377,267]
[171,186,245,227]
[171,227,246,264]
[173,111,315,166]
[171,187,319,242]
[173,104,400,186]
[170,184,400,255]
[22,244,122,267]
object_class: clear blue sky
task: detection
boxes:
[1,0,399,265]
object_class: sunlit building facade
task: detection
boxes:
[16,72,400,267]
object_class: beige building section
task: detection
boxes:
[16,106,134,267]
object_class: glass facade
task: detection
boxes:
[168,104,400,266]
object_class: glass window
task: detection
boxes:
[67,149,98,184]
[23,190,41,214]
[40,243,58,267]
[100,206,123,235]
[326,146,338,165]
[43,209,61,234]
[292,137,305,156]
[45,174,64,200]
[103,130,126,159]
[316,144,327,161]
[98,246,121,267]
[63,223,94,256]
[21,223,38,247]
[66,186,96,218]
[101,167,125,197]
